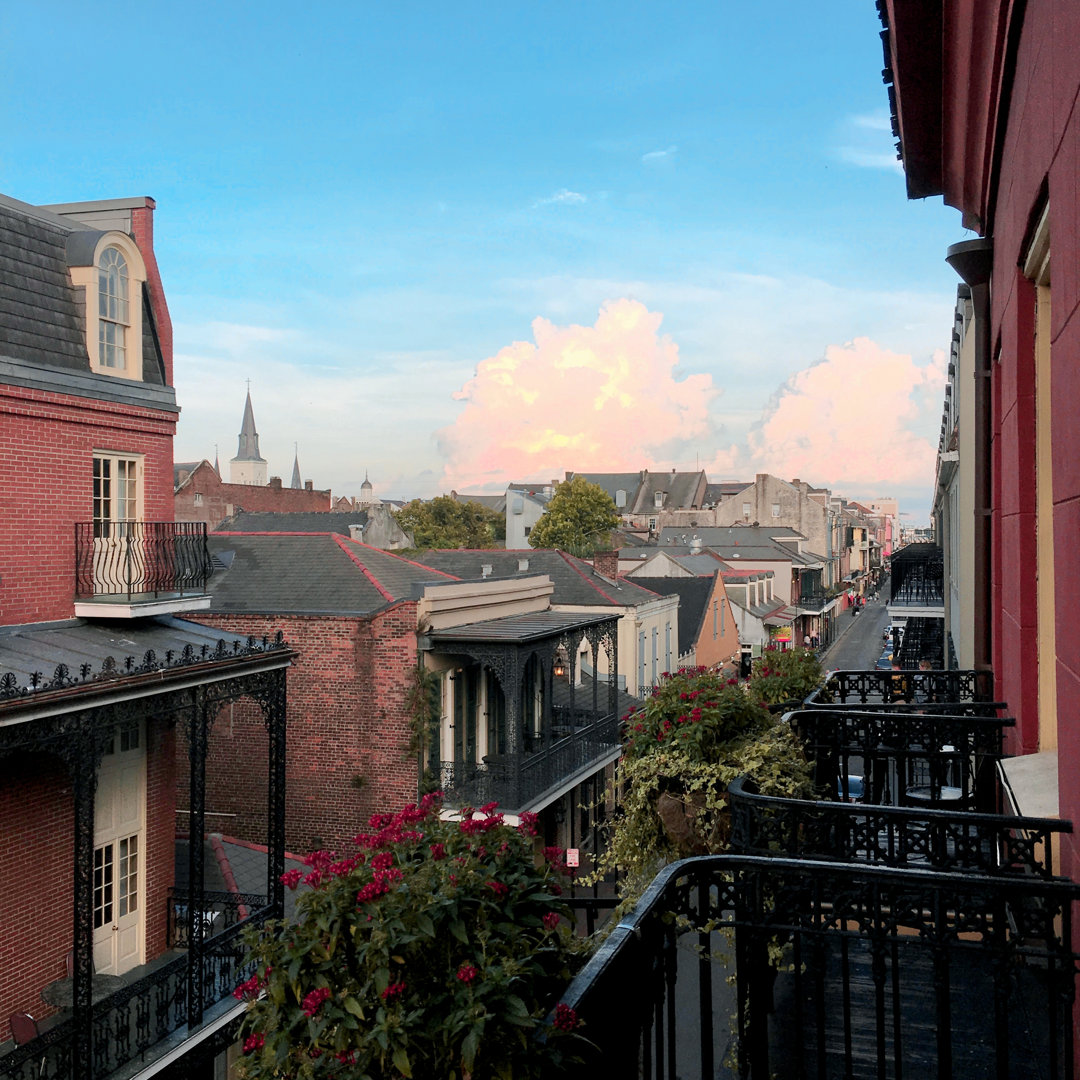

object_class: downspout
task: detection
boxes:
[945,238,993,671]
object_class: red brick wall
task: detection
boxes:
[130,202,173,388]
[144,721,176,960]
[194,605,419,854]
[0,754,71,1038]
[174,467,332,530]
[0,383,176,625]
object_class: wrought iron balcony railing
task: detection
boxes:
[440,711,620,812]
[556,855,1080,1079]
[166,888,268,948]
[0,904,271,1080]
[74,521,212,601]
[807,667,995,706]
[889,542,944,606]
[728,776,1069,877]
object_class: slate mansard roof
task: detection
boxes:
[0,192,166,385]
[413,549,662,608]
[207,533,456,616]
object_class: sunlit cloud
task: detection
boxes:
[437,300,714,489]
[852,112,892,131]
[741,338,945,490]
[532,188,587,208]
[838,147,902,172]
[642,145,677,164]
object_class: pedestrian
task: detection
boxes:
[913,658,934,704]
[811,633,819,649]
[803,634,811,649]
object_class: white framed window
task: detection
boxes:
[654,491,664,508]
[98,247,130,369]
[193,492,204,507]
[771,503,781,518]
[742,502,751,518]
[93,453,142,538]
[68,232,147,380]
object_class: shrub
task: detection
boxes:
[234,795,586,1080]
[747,646,825,706]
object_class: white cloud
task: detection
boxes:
[532,188,588,208]
[838,147,903,172]
[851,112,892,132]
[642,145,677,163]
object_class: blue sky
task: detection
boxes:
[2,2,966,523]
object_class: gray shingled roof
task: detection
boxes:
[630,575,715,653]
[566,472,643,509]
[207,533,454,615]
[413,549,661,608]
[656,526,817,565]
[630,470,706,514]
[0,193,165,383]
[216,511,366,537]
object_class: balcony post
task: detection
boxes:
[185,691,210,1028]
[264,669,288,917]
[61,715,101,1080]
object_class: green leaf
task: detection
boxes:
[461,1026,481,1072]
[450,919,469,945]
[415,912,435,938]
[343,995,365,1020]
[392,1047,413,1077]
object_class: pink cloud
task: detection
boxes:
[437,299,714,489]
[744,337,945,489]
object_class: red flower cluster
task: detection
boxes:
[242,1032,265,1053]
[301,986,332,1017]
[552,1003,579,1032]
[356,864,403,905]
[429,842,446,860]
[279,868,303,890]
[460,812,504,836]
[335,1050,358,1065]
[517,811,539,837]
[352,793,443,850]
[371,851,394,872]
[542,912,560,930]
[380,981,406,1002]
[486,880,509,899]
[233,967,270,1000]
[456,963,478,984]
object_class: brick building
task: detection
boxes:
[0,192,292,1080]
[203,529,623,855]
[174,459,331,531]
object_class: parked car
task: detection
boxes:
[875,652,893,670]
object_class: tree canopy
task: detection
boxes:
[527,477,619,556]
[394,496,505,549]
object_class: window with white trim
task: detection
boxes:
[98,247,130,370]
[93,453,142,538]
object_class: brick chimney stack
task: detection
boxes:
[593,549,618,579]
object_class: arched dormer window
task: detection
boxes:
[98,247,130,369]
[66,230,146,380]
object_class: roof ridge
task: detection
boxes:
[333,535,395,602]
[340,536,460,579]
[556,551,622,605]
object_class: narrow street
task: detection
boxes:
[821,597,890,672]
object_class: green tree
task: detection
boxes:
[527,477,619,556]
[394,496,505,549]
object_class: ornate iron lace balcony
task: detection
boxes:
[73,521,213,616]
[439,710,620,813]
[0,902,271,1080]
[889,542,945,608]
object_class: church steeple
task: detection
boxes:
[290,443,302,489]
[230,386,268,486]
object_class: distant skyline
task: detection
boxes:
[1,2,971,524]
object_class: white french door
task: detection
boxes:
[93,721,146,974]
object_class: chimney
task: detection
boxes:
[689,536,702,555]
[517,557,529,572]
[593,549,618,579]
[348,524,365,541]
[269,477,282,491]
[481,564,493,578]
[305,480,313,491]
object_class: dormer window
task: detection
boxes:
[66,230,146,380]
[98,247,130,370]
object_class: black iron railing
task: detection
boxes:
[74,521,212,600]
[788,707,1011,812]
[0,906,271,1080]
[889,542,944,605]
[728,776,1069,877]
[167,888,268,947]
[556,855,1080,1080]
[440,712,619,812]
[808,668,995,705]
